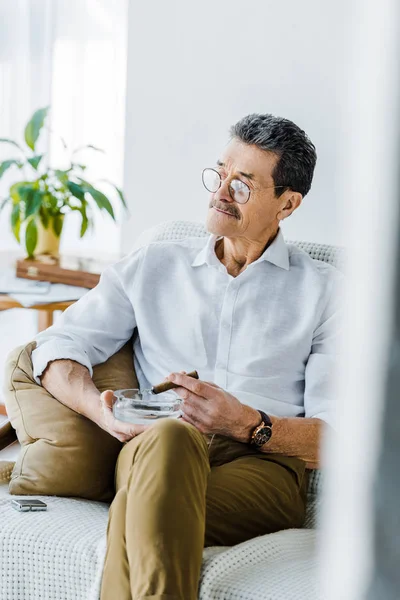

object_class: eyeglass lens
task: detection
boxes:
[202,169,250,204]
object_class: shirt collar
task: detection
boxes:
[191,228,290,271]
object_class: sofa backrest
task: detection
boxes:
[133,219,345,271]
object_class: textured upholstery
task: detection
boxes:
[0,219,342,600]
[133,219,345,271]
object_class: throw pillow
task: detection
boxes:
[3,340,137,502]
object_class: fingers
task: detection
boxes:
[167,373,220,401]
[203,380,221,389]
[112,421,150,443]
[164,370,186,382]
[100,389,116,408]
[180,411,208,434]
[100,390,149,442]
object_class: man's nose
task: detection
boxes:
[214,177,234,203]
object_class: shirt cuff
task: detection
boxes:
[31,340,93,384]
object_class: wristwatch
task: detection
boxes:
[249,410,273,448]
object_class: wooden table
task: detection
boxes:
[0,251,83,331]
[0,296,76,331]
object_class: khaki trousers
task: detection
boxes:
[100,418,308,600]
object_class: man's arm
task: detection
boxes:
[31,247,145,384]
[166,373,328,469]
[238,409,325,469]
[33,248,148,441]
[40,359,148,442]
[41,359,101,422]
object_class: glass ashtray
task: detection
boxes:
[112,388,183,425]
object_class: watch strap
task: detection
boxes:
[257,410,272,428]
[249,410,273,447]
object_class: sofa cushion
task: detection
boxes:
[0,474,318,600]
[3,340,138,502]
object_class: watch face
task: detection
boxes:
[254,426,272,447]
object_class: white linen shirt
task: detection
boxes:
[32,229,342,426]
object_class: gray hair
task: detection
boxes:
[230,113,317,197]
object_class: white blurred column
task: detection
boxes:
[319,1,400,598]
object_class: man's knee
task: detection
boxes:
[143,420,210,481]
[143,417,206,451]
[116,419,208,490]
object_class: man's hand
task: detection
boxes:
[166,372,260,442]
[98,390,151,443]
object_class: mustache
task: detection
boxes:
[209,201,238,218]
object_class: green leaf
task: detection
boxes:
[114,185,127,209]
[25,190,44,218]
[54,169,69,184]
[0,138,24,153]
[25,218,38,257]
[52,214,64,237]
[0,159,23,178]
[80,212,88,237]
[24,106,49,151]
[90,188,115,219]
[106,181,127,209]
[11,204,21,242]
[97,178,129,212]
[10,182,24,204]
[67,181,86,202]
[78,202,89,237]
[0,197,10,213]
[39,206,50,229]
[47,195,58,211]
[27,155,44,170]
[79,181,115,220]
[9,181,33,204]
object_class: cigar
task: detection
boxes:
[151,370,199,395]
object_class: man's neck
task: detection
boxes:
[215,227,280,277]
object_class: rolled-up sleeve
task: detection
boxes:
[31,247,144,384]
[304,270,343,428]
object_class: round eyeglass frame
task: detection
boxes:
[202,167,287,205]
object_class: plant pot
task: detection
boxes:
[34,215,64,258]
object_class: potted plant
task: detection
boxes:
[0,106,127,258]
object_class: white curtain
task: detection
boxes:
[0,0,128,401]
[0,0,54,250]
[0,0,128,255]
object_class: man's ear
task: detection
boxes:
[277,192,303,221]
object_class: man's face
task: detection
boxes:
[205,138,291,239]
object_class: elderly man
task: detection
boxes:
[32,113,341,600]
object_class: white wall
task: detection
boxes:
[122,0,350,252]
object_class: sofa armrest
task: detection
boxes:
[0,419,17,451]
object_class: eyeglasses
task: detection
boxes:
[202,167,287,205]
